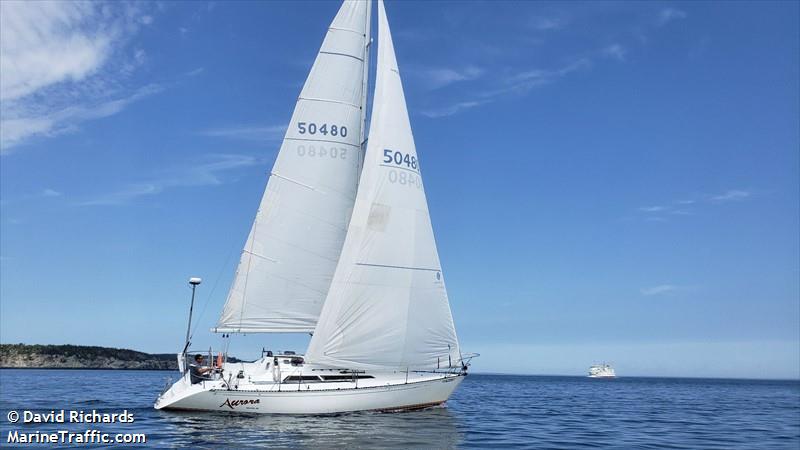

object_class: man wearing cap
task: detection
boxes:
[189,354,213,384]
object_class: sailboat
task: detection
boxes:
[155,0,475,414]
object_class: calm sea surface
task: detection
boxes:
[0,370,798,448]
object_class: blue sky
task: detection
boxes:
[1,1,798,379]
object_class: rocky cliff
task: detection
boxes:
[0,344,178,370]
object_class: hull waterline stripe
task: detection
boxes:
[160,400,445,415]
[372,401,445,413]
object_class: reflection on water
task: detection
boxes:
[156,406,460,448]
[1,369,799,449]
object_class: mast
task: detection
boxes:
[358,0,372,190]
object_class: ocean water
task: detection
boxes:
[0,370,798,448]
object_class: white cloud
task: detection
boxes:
[133,49,146,65]
[1,84,162,152]
[658,8,687,26]
[641,284,680,296]
[530,16,567,32]
[602,44,627,61]
[198,125,287,142]
[421,101,484,118]
[0,1,157,152]
[505,58,590,89]
[710,190,751,202]
[639,205,667,213]
[0,2,109,102]
[423,58,589,119]
[42,189,63,197]
[78,154,261,206]
[491,58,591,100]
[412,66,484,90]
[637,189,753,219]
[185,67,205,77]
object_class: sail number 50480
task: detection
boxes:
[297,122,347,137]
[383,149,418,170]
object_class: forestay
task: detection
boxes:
[305,0,461,370]
[215,0,370,334]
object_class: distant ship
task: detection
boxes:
[588,363,616,378]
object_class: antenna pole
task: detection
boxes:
[184,277,203,355]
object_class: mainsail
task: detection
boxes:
[305,0,461,370]
[215,0,371,333]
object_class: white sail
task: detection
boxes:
[215,0,371,334]
[305,0,461,370]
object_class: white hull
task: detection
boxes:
[156,374,463,415]
[156,356,465,414]
[588,364,616,378]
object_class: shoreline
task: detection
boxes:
[1,367,798,382]
[0,367,179,371]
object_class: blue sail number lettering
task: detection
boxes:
[297,122,347,138]
[383,149,417,170]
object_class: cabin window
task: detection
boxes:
[283,376,322,383]
[320,375,375,381]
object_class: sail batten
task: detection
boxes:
[215,0,371,334]
[305,0,461,370]
[297,97,363,108]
